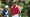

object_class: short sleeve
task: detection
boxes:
[18,6,21,11]
[18,6,21,14]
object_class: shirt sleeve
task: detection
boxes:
[18,6,21,14]
[18,6,21,11]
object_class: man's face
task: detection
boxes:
[4,8,7,10]
[13,3,16,6]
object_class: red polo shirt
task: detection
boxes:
[11,5,20,15]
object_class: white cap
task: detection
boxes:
[13,0,16,2]
[5,5,9,8]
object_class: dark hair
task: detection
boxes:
[14,2,17,3]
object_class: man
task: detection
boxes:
[2,8,8,17]
[11,2,21,17]
[2,8,6,17]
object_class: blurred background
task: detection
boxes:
[0,0,30,17]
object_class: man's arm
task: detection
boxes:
[18,6,21,17]
[18,6,21,14]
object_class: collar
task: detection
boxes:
[11,5,18,8]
